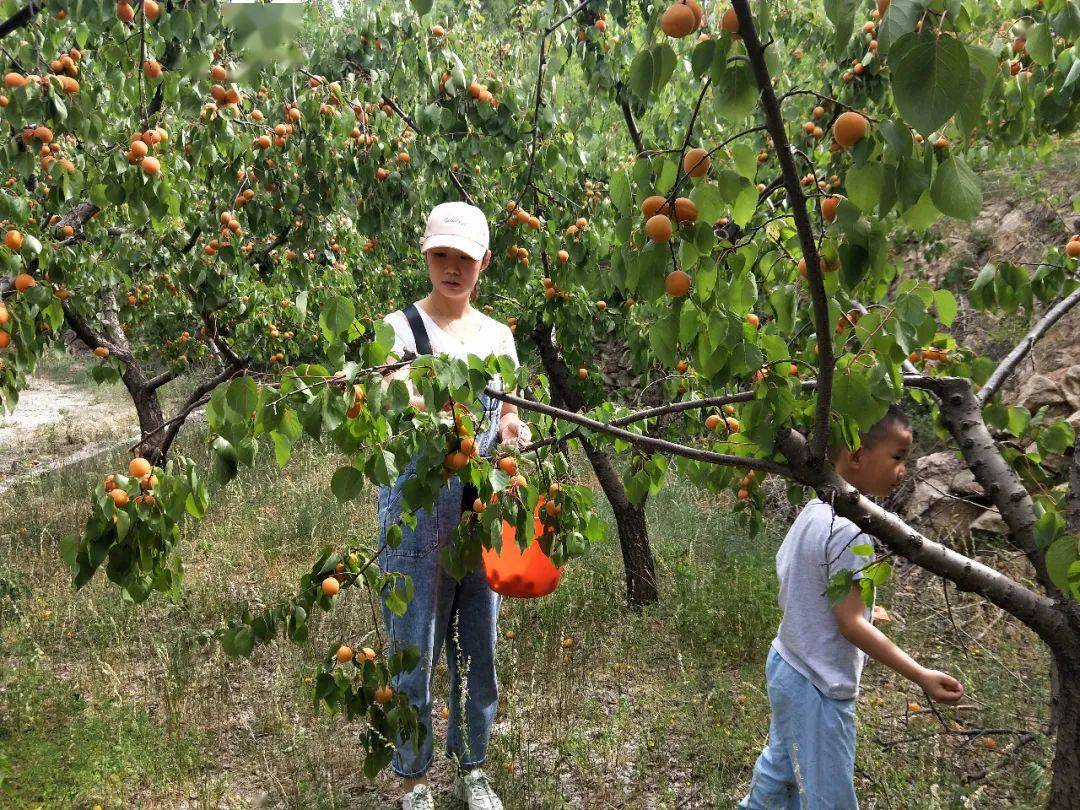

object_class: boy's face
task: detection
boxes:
[424,246,490,301]
[836,423,913,498]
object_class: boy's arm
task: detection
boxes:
[833,585,965,704]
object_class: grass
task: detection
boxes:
[0,409,1055,809]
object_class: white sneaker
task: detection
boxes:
[452,769,503,810]
[402,783,435,810]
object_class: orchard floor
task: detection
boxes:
[0,364,1054,809]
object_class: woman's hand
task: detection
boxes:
[499,414,532,449]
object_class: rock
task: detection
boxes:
[1018,373,1067,413]
[1062,365,1080,411]
[971,507,1010,535]
[901,451,984,538]
[1068,410,1080,430]
[951,469,985,498]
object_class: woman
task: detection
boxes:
[378,201,530,810]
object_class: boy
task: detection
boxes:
[740,406,964,809]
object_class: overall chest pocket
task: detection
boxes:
[378,465,441,559]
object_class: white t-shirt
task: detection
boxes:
[383,302,519,368]
[771,498,875,700]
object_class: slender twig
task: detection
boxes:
[485,387,791,475]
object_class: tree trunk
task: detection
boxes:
[531,324,659,606]
[123,366,168,465]
[580,437,658,606]
[1050,655,1080,808]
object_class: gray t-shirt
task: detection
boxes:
[771,498,874,700]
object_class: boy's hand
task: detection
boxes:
[918,669,965,704]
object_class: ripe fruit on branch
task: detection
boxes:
[833,111,870,149]
[140,155,160,174]
[3,72,28,88]
[5,231,24,251]
[143,0,160,20]
[645,214,673,242]
[673,197,697,224]
[721,7,741,37]
[642,195,670,218]
[705,414,721,431]
[1066,238,1080,258]
[578,368,588,379]
[661,2,697,38]
[798,256,826,278]
[321,577,340,597]
[336,645,353,663]
[665,269,691,297]
[682,147,711,177]
[497,456,517,476]
[129,457,152,478]
[94,347,110,358]
[116,2,134,24]
[821,195,841,223]
[374,685,394,704]
[14,272,35,290]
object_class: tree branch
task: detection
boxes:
[977,285,1080,406]
[0,1,42,40]
[379,94,419,133]
[620,100,644,155]
[906,374,1059,598]
[486,386,790,476]
[733,0,833,464]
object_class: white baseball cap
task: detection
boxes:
[421,201,490,261]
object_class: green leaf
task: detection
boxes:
[1046,536,1079,593]
[628,50,653,100]
[877,0,926,55]
[320,297,356,340]
[331,466,365,502]
[1026,23,1053,67]
[1038,420,1075,455]
[892,32,970,135]
[365,449,398,487]
[824,0,859,57]
[410,0,433,15]
[1006,405,1031,438]
[713,62,756,122]
[930,157,981,221]
[845,163,884,212]
[934,289,957,326]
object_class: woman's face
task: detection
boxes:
[424,246,490,301]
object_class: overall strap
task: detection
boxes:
[402,303,432,356]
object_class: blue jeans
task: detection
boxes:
[377,392,502,778]
[740,647,859,810]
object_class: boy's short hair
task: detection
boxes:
[861,404,911,449]
[830,404,911,459]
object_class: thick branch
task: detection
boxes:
[733,0,833,463]
[0,2,41,39]
[777,428,1068,649]
[977,285,1080,406]
[909,375,1058,597]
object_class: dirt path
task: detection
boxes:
[0,354,201,494]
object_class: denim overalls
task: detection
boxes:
[376,385,504,778]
